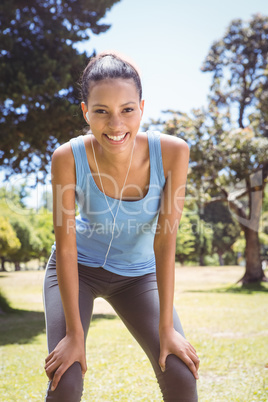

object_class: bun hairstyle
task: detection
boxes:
[81,52,142,104]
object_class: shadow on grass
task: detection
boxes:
[0,308,46,345]
[0,310,117,346]
[92,313,117,321]
[185,282,268,295]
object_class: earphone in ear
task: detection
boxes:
[86,112,89,121]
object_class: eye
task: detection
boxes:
[95,109,107,114]
[123,107,134,113]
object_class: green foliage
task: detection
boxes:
[232,235,246,254]
[0,186,54,268]
[151,14,268,279]
[259,231,268,247]
[203,202,241,264]
[0,185,27,209]
[8,215,41,264]
[161,108,267,190]
[201,13,268,135]
[176,205,214,265]
[30,208,54,261]
[0,216,21,257]
[0,0,120,179]
[176,211,196,264]
[158,106,266,275]
[203,253,219,266]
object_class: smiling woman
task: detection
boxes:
[43,52,199,402]
[83,77,143,151]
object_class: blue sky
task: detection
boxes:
[81,0,268,123]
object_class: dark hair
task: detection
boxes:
[81,52,142,103]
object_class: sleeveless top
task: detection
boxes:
[53,131,166,277]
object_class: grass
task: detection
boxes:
[0,266,268,401]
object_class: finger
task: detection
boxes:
[45,358,60,381]
[189,344,197,354]
[45,368,54,381]
[81,359,87,378]
[45,365,55,381]
[180,354,199,379]
[45,359,58,376]
[195,356,200,371]
[45,360,56,374]
[51,366,65,391]
[191,350,200,369]
[159,351,168,372]
[45,351,55,364]
[45,355,57,370]
[187,350,200,371]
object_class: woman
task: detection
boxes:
[43,52,199,401]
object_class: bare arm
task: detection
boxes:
[45,143,87,389]
[154,135,199,378]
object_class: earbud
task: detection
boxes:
[86,112,89,121]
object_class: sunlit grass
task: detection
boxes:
[0,265,268,401]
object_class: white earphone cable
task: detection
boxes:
[91,135,136,266]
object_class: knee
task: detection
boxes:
[158,355,198,401]
[46,362,83,402]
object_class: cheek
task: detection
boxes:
[89,116,106,127]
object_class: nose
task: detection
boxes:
[108,113,122,130]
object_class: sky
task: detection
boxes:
[2,0,268,207]
[81,0,268,124]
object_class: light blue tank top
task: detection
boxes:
[56,131,166,277]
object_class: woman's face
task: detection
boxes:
[82,78,144,153]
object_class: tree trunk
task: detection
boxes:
[1,257,7,271]
[240,227,265,284]
[228,170,266,284]
[218,252,224,266]
[15,261,21,271]
[199,250,205,266]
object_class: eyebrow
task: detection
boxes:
[92,102,136,108]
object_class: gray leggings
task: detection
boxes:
[43,252,198,402]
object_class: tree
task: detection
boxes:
[0,186,54,269]
[203,202,240,265]
[147,14,268,282]
[176,210,196,265]
[200,13,268,283]
[0,216,21,271]
[0,0,120,180]
[187,209,214,266]
[175,200,214,266]
[156,106,268,283]
[201,14,268,136]
[30,207,54,266]
[9,215,41,270]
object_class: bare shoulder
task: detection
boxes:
[52,141,73,161]
[160,133,189,156]
[136,131,150,156]
[160,133,189,176]
[137,131,149,145]
[51,141,75,181]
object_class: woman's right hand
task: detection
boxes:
[45,331,87,391]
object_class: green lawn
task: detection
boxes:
[0,265,268,401]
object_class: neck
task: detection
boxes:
[91,135,136,171]
[91,134,136,201]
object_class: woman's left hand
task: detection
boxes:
[159,327,200,379]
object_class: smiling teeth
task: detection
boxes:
[106,133,127,141]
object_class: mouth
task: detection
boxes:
[104,132,129,143]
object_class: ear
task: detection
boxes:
[139,100,145,119]
[81,102,89,124]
